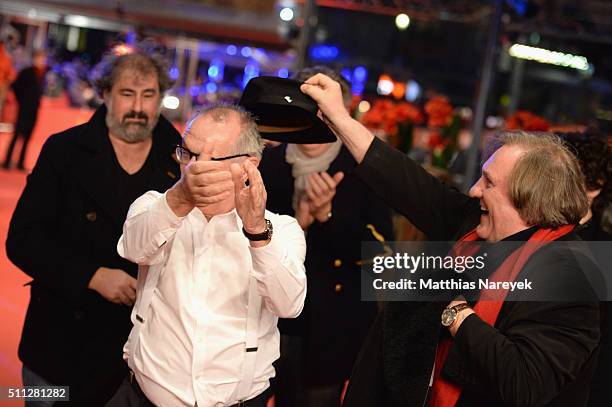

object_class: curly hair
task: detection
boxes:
[90,40,174,97]
[555,131,610,192]
[556,131,612,229]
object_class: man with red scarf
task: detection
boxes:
[301,74,602,407]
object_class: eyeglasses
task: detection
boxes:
[175,145,250,164]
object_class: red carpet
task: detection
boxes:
[0,97,95,406]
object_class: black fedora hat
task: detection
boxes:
[238,76,336,144]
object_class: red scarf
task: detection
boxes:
[429,225,574,407]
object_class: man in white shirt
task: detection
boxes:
[107,104,307,407]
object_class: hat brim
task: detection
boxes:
[245,103,337,144]
[258,120,337,144]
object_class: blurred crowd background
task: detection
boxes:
[0,0,611,188]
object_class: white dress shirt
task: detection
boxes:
[118,191,306,407]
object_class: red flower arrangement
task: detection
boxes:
[428,130,445,150]
[396,102,424,124]
[360,99,423,153]
[425,96,453,128]
[359,95,462,169]
[505,111,550,131]
[424,96,462,169]
[361,99,424,137]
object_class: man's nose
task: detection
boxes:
[132,95,143,112]
[468,178,483,198]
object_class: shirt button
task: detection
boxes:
[333,259,342,268]
[334,283,343,293]
[85,211,97,222]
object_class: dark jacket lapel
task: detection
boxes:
[73,106,124,226]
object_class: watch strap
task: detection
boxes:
[450,303,471,313]
[242,219,272,241]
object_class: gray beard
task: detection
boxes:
[105,110,160,143]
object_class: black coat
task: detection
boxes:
[6,106,181,406]
[343,138,601,407]
[11,66,45,134]
[259,144,394,385]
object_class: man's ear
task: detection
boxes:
[587,188,602,205]
[248,156,260,168]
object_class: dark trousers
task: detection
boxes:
[274,335,305,407]
[105,374,155,407]
[274,335,344,407]
[3,130,33,169]
[22,363,124,407]
[106,373,268,407]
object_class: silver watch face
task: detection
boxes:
[441,308,457,327]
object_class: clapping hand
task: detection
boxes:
[304,171,344,223]
[230,159,268,237]
[295,198,314,230]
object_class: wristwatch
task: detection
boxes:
[441,303,471,327]
[242,219,273,241]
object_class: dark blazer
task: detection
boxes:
[343,137,601,407]
[576,219,612,407]
[260,144,394,385]
[6,105,181,406]
[11,66,45,134]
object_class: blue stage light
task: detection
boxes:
[207,59,225,81]
[242,63,260,89]
[351,66,368,96]
[277,68,289,78]
[310,45,339,60]
[340,68,352,82]
[241,47,253,58]
[206,82,218,93]
[353,66,367,81]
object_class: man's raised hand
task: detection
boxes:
[230,160,267,235]
[300,73,350,125]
